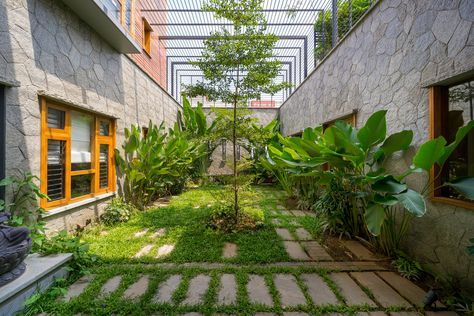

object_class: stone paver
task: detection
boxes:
[329,273,376,307]
[272,218,282,225]
[153,274,182,303]
[254,313,277,316]
[222,242,237,259]
[425,312,459,316]
[247,275,273,306]
[134,244,154,258]
[284,313,311,316]
[389,313,421,316]
[358,313,387,316]
[100,275,122,296]
[270,210,280,216]
[134,229,149,238]
[351,272,411,307]
[301,241,333,261]
[62,274,95,302]
[275,228,294,240]
[290,210,307,217]
[181,274,211,305]
[217,274,237,305]
[295,228,312,240]
[179,313,202,316]
[301,274,338,305]
[150,228,166,239]
[279,211,294,216]
[274,274,307,307]
[377,271,430,306]
[283,241,311,260]
[341,240,377,260]
[123,275,149,300]
[289,220,302,226]
[156,244,175,258]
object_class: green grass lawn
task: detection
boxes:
[81,185,321,264]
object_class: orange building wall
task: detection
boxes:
[128,0,167,89]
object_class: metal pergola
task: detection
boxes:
[141,0,335,106]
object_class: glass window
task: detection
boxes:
[124,0,132,31]
[47,139,66,201]
[100,121,110,136]
[71,111,93,171]
[99,144,109,189]
[71,174,92,198]
[47,108,65,129]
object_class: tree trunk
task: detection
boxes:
[233,67,240,220]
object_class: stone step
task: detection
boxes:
[134,229,149,238]
[150,228,166,239]
[181,274,210,305]
[222,243,237,259]
[295,228,312,240]
[300,273,339,305]
[301,241,333,261]
[341,240,378,261]
[272,218,282,225]
[276,228,294,240]
[153,274,182,303]
[350,272,411,307]
[283,241,311,260]
[62,274,95,302]
[273,274,307,307]
[247,274,273,306]
[134,244,154,258]
[100,275,122,297]
[156,244,175,258]
[290,210,308,217]
[123,275,149,300]
[377,271,432,307]
[217,274,237,305]
[279,211,294,216]
[329,273,376,307]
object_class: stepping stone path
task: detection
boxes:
[153,274,182,303]
[123,275,149,300]
[156,244,175,258]
[247,274,273,306]
[301,274,339,305]
[283,241,310,260]
[217,274,237,305]
[150,228,166,239]
[100,275,122,297]
[275,228,293,240]
[271,218,281,225]
[341,240,378,260]
[273,274,307,307]
[62,274,95,302]
[301,241,333,261]
[222,242,237,258]
[182,274,211,305]
[329,273,376,306]
[295,228,312,240]
[290,210,308,217]
[134,244,154,258]
[134,229,149,238]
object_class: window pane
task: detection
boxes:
[125,0,132,30]
[99,144,109,189]
[100,121,109,136]
[71,174,92,198]
[47,139,65,201]
[47,108,65,129]
[444,80,474,199]
[71,111,92,171]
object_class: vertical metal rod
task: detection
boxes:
[0,86,5,201]
[349,0,353,29]
[331,0,338,47]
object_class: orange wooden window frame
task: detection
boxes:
[429,86,474,210]
[142,17,153,55]
[40,98,116,210]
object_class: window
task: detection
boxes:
[142,126,149,138]
[40,99,116,209]
[430,80,474,208]
[142,17,153,55]
[323,111,357,129]
[123,0,133,32]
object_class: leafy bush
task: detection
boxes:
[208,203,264,233]
[100,197,136,226]
[391,253,423,281]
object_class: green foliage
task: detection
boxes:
[100,197,137,226]
[115,121,205,209]
[391,252,423,280]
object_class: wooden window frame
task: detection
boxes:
[429,86,474,210]
[142,17,153,56]
[120,0,135,35]
[323,111,358,130]
[40,98,116,210]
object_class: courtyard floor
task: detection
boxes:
[39,185,453,315]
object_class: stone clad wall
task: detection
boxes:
[279,0,474,291]
[1,0,181,233]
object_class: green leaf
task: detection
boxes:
[445,177,474,200]
[371,175,407,194]
[374,194,399,206]
[395,189,426,217]
[380,130,413,156]
[437,121,474,168]
[357,110,387,150]
[364,203,386,236]
[0,177,14,186]
[467,238,474,257]
[412,137,447,171]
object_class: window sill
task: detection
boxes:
[430,196,474,210]
[42,192,116,219]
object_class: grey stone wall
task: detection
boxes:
[1,0,181,233]
[279,0,474,292]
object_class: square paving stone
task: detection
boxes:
[62,274,95,302]
[247,275,273,306]
[182,274,211,305]
[283,241,311,260]
[295,228,312,240]
[123,275,150,300]
[276,228,294,240]
[273,274,307,307]
[350,272,411,308]
[100,275,122,297]
[329,273,376,307]
[153,274,182,303]
[217,274,237,305]
[301,274,338,305]
[301,241,333,261]
[222,242,238,258]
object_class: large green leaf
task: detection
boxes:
[395,189,426,217]
[374,194,399,206]
[357,110,387,150]
[371,175,407,194]
[412,137,446,171]
[364,203,386,236]
[437,121,474,168]
[445,177,474,200]
[380,130,413,156]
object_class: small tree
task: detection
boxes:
[184,0,290,220]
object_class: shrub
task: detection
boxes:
[100,197,136,226]
[391,252,423,280]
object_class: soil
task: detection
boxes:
[285,197,299,209]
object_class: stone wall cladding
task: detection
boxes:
[279,0,474,292]
[1,0,181,231]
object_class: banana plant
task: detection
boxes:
[266,110,474,236]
